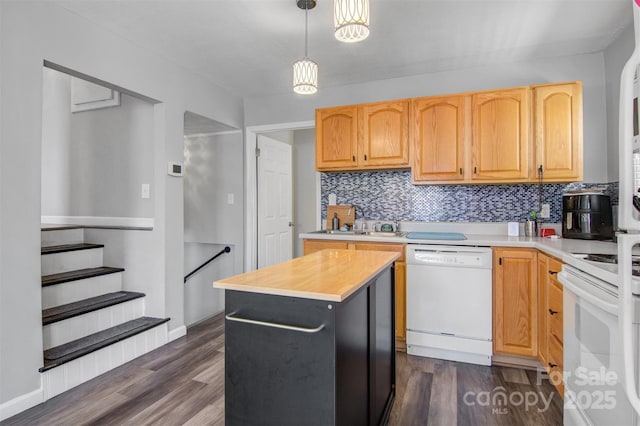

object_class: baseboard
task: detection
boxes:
[168,325,187,342]
[0,381,44,422]
[41,215,154,230]
[492,354,542,370]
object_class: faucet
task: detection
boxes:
[395,219,401,232]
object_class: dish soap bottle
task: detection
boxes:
[332,213,340,230]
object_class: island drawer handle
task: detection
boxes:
[225,313,325,334]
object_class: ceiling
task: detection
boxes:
[54,0,633,99]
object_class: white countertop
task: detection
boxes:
[299,229,625,284]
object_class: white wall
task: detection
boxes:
[293,129,317,257]
[245,53,610,183]
[41,68,72,215]
[183,131,244,326]
[604,23,635,182]
[183,242,234,326]
[42,68,155,218]
[0,0,243,412]
[184,132,244,265]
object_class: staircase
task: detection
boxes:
[40,225,169,400]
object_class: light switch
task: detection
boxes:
[227,193,234,205]
[142,184,150,199]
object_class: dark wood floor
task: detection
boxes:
[4,314,563,425]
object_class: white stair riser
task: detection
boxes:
[42,323,168,400]
[42,273,123,309]
[41,248,103,275]
[41,229,85,246]
[43,298,145,349]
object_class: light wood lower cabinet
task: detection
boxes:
[492,247,538,358]
[538,252,564,397]
[303,239,407,346]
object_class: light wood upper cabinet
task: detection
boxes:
[472,88,530,181]
[493,247,538,358]
[359,100,410,168]
[412,95,467,182]
[316,81,582,183]
[316,101,410,171]
[315,106,359,170]
[533,82,583,182]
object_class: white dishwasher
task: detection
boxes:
[406,244,493,366]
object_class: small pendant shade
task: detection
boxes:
[293,0,318,95]
[334,0,370,43]
[293,58,318,95]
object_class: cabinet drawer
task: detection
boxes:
[548,280,563,342]
[547,335,564,397]
[354,242,405,262]
[303,240,349,255]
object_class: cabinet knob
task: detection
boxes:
[548,308,558,315]
[459,168,463,175]
[548,270,558,276]
[548,362,557,368]
[364,154,367,161]
[352,155,356,162]
[473,166,477,174]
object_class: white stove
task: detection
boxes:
[566,252,640,295]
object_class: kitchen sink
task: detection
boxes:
[310,230,406,237]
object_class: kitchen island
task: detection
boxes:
[214,249,400,426]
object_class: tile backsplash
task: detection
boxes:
[321,170,618,223]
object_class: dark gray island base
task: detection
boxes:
[223,265,395,426]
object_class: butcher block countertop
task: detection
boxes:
[214,249,400,302]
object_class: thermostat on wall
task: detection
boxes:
[168,162,183,177]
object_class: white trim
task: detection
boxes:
[168,325,187,342]
[315,172,322,230]
[184,129,242,138]
[0,381,44,422]
[41,215,154,230]
[245,121,315,272]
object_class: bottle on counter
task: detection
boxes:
[332,213,340,230]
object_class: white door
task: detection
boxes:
[257,135,293,268]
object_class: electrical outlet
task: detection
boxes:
[540,203,550,219]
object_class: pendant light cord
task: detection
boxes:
[304,6,309,58]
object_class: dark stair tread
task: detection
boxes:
[42,291,145,325]
[41,243,104,255]
[42,267,125,287]
[40,317,170,372]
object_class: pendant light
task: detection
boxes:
[334,0,370,43]
[293,0,318,95]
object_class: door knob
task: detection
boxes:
[289,222,295,227]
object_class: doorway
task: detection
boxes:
[245,121,319,271]
[257,134,293,268]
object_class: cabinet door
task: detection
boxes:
[493,248,538,357]
[412,95,467,182]
[472,88,530,181]
[303,239,349,255]
[537,252,549,365]
[354,243,406,344]
[316,106,359,170]
[394,262,406,342]
[533,82,583,182]
[359,100,410,169]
